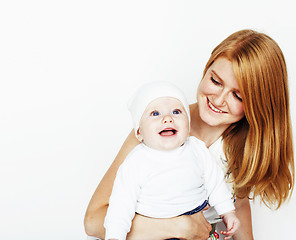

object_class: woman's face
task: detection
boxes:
[197,57,245,128]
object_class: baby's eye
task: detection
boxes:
[172,109,181,114]
[151,111,160,116]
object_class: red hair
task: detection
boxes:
[203,29,294,208]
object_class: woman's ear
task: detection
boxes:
[136,129,143,142]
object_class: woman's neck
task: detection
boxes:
[189,102,227,148]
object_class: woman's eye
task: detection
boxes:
[233,92,242,102]
[151,111,160,116]
[211,77,221,86]
[172,109,181,114]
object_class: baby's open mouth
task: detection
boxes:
[159,128,177,136]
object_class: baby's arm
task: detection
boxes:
[104,153,141,240]
[196,140,235,214]
[191,138,238,238]
[221,211,240,240]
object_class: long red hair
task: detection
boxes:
[203,29,294,208]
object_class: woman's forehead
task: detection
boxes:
[210,57,240,90]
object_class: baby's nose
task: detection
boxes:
[162,115,174,124]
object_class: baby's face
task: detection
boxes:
[137,97,189,151]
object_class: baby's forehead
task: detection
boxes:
[145,97,185,109]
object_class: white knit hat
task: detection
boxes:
[128,81,190,135]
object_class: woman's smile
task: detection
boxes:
[207,98,226,114]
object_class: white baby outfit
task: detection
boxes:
[104,136,234,240]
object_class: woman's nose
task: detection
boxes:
[213,90,227,106]
[162,115,174,124]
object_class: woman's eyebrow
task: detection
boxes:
[212,69,241,92]
[211,70,224,82]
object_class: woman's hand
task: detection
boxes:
[126,206,211,240]
[177,205,212,240]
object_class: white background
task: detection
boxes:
[0,1,295,239]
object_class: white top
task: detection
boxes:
[203,137,235,224]
[104,136,234,240]
[205,137,236,240]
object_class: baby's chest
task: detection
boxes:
[140,158,204,195]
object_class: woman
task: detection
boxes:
[84,29,294,240]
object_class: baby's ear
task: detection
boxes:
[136,129,143,142]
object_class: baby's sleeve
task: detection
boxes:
[191,137,234,216]
[104,153,142,240]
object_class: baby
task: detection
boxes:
[104,81,239,240]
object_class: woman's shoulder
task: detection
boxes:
[209,137,232,180]
[209,136,224,154]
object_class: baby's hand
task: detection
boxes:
[221,211,240,240]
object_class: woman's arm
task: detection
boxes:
[232,198,254,240]
[128,208,211,240]
[84,130,212,240]
[84,130,140,238]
